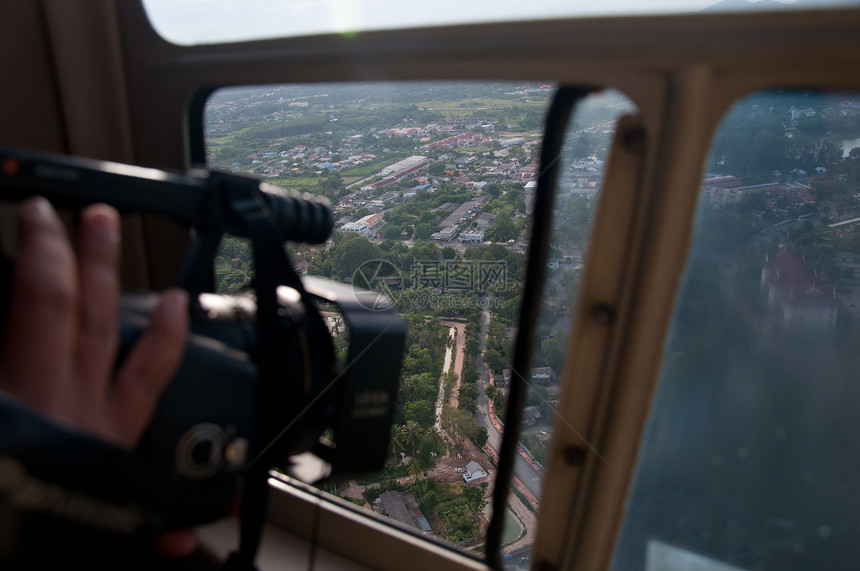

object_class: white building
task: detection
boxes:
[459,229,485,243]
[500,137,525,147]
[380,155,428,176]
[439,227,458,241]
[463,461,487,483]
[339,213,384,238]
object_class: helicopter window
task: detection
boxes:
[611,90,860,570]
[202,81,637,563]
[138,0,842,46]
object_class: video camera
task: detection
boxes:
[0,148,405,557]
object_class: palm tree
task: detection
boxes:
[398,374,424,402]
[399,420,424,460]
[397,377,414,403]
[408,460,424,480]
[390,424,405,460]
[409,477,429,502]
[421,426,446,456]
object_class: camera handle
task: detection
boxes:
[175,172,309,571]
[0,147,333,245]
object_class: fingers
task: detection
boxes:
[0,197,77,411]
[155,529,198,557]
[75,204,121,401]
[111,288,188,447]
[0,199,190,450]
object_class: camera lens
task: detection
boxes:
[175,423,228,479]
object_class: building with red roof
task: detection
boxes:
[762,250,838,331]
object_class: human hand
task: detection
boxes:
[0,197,189,449]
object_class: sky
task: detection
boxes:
[140,0,806,45]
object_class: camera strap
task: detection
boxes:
[210,177,309,571]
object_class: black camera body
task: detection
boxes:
[0,148,405,536]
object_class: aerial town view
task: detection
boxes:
[205,83,860,568]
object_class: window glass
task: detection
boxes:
[612,91,860,570]
[140,0,844,45]
[206,81,552,558]
[204,82,634,561]
[496,89,636,564]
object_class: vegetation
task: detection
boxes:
[441,405,488,455]
[438,484,488,543]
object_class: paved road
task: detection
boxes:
[474,301,543,501]
[476,396,543,501]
